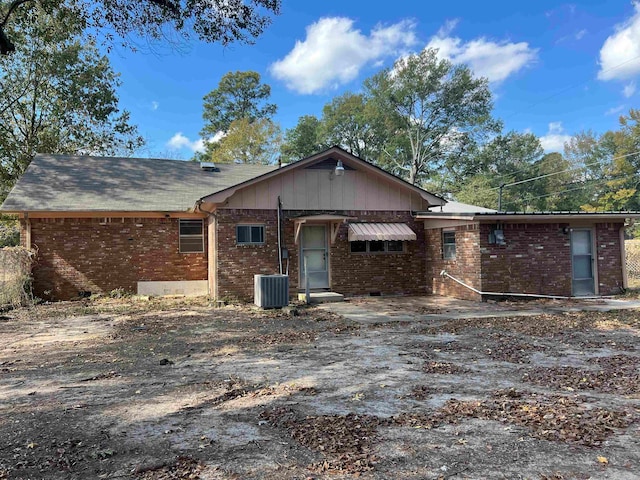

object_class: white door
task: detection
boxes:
[301,225,329,289]
[571,229,595,296]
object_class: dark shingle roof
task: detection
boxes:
[0,154,278,212]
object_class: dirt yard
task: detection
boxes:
[0,297,639,480]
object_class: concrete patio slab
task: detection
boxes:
[318,295,640,324]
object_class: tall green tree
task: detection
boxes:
[280,115,324,163]
[449,132,542,211]
[320,92,387,161]
[0,0,281,55]
[201,70,276,137]
[0,3,143,201]
[211,118,281,165]
[365,48,499,185]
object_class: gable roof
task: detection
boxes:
[199,146,446,207]
[0,154,277,213]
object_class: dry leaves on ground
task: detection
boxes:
[390,388,634,446]
[423,361,468,374]
[421,311,640,337]
[437,390,634,446]
[259,407,382,474]
[135,456,204,479]
[523,360,640,395]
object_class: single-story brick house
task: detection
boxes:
[1,147,637,301]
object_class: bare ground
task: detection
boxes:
[0,296,639,480]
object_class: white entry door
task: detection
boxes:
[301,225,329,289]
[571,228,595,296]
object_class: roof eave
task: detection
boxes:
[416,211,640,221]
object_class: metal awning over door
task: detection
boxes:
[348,223,416,241]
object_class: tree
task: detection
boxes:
[210,118,281,165]
[0,0,281,55]
[201,70,277,137]
[0,4,143,201]
[280,115,324,163]
[527,153,577,211]
[449,132,542,211]
[565,112,640,212]
[320,92,387,161]
[365,48,499,185]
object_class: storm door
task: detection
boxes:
[571,228,595,296]
[300,225,329,289]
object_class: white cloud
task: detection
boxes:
[539,122,571,152]
[605,104,626,116]
[623,81,636,98]
[166,133,205,153]
[575,29,587,40]
[598,4,640,81]
[270,17,418,94]
[426,20,538,83]
[151,101,159,111]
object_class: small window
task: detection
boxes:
[179,219,204,253]
[443,230,456,260]
[369,241,385,252]
[237,225,265,245]
[350,240,406,253]
[350,241,367,253]
[387,240,404,252]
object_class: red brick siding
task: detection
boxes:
[329,211,426,296]
[479,223,572,296]
[215,209,281,300]
[215,209,426,300]
[28,217,207,300]
[595,223,624,295]
[425,225,481,301]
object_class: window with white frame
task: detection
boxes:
[179,219,204,253]
[443,230,456,260]
[350,240,405,253]
[236,225,265,245]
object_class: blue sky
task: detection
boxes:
[106,1,640,159]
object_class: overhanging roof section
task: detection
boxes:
[415,211,640,222]
[0,154,277,213]
[348,223,417,241]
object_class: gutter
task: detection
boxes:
[439,270,595,300]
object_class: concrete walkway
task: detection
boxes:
[317,295,640,325]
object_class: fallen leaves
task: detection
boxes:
[434,390,635,446]
[259,407,382,474]
[135,456,204,479]
[523,361,640,395]
[423,361,468,374]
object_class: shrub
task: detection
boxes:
[0,246,35,308]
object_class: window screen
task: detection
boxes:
[237,225,265,244]
[443,230,456,260]
[179,219,204,253]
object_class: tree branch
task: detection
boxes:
[1,0,35,54]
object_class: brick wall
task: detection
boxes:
[215,209,281,300]
[479,222,572,296]
[425,224,481,301]
[215,209,427,300]
[595,223,624,295]
[27,217,207,300]
[329,211,427,296]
